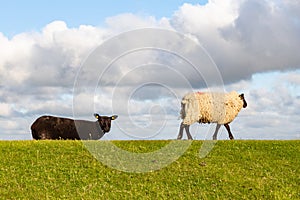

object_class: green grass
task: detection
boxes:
[0,140,299,199]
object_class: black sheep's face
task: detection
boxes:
[239,93,247,108]
[94,114,118,133]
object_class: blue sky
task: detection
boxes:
[0,0,299,140]
[1,0,207,38]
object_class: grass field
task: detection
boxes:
[0,140,299,199]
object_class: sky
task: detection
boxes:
[0,0,299,140]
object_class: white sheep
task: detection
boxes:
[177,91,247,140]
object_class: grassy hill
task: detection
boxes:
[0,140,299,199]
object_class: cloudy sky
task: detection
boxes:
[0,0,299,140]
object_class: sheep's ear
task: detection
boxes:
[111,115,118,120]
[239,93,244,99]
[94,113,100,119]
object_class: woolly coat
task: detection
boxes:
[180,91,244,125]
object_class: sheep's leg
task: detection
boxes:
[224,123,234,140]
[213,124,221,140]
[184,125,193,140]
[177,122,185,140]
[177,123,193,140]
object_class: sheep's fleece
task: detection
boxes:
[180,91,244,125]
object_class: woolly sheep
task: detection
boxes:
[177,91,247,140]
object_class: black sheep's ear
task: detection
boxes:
[111,115,118,120]
[239,93,244,99]
[94,113,100,119]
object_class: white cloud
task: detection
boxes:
[172,0,300,83]
[105,13,172,32]
[0,103,13,117]
[172,1,239,31]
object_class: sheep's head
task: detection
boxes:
[94,113,118,133]
[239,93,247,108]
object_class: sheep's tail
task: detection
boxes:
[180,94,201,125]
[179,102,185,120]
[31,123,40,140]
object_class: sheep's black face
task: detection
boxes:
[94,114,118,133]
[239,94,247,108]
